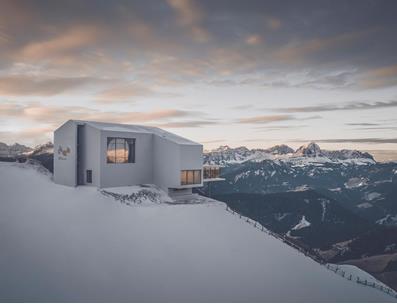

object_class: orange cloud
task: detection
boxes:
[359,64,397,88]
[167,0,202,26]
[276,29,376,63]
[18,25,101,60]
[166,0,210,43]
[0,102,196,127]
[96,83,156,102]
[154,120,218,128]
[0,75,108,96]
[239,115,294,124]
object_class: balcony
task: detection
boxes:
[203,165,225,182]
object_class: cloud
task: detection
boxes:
[154,120,219,128]
[359,64,397,89]
[238,115,320,124]
[255,125,307,130]
[200,139,225,144]
[0,101,205,145]
[345,123,379,126]
[273,100,397,113]
[95,83,158,103]
[0,102,197,126]
[166,0,210,43]
[266,17,281,30]
[0,75,109,96]
[276,29,377,63]
[0,126,53,146]
[245,34,263,46]
[298,138,397,144]
[18,25,101,61]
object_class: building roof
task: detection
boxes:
[70,120,201,145]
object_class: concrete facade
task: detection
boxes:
[54,120,204,192]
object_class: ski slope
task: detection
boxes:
[0,161,393,302]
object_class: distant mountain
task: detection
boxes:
[265,144,295,155]
[294,142,323,157]
[0,141,54,172]
[27,141,54,156]
[204,142,375,165]
[0,142,32,157]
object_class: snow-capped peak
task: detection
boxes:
[26,141,54,156]
[294,142,323,157]
[204,142,375,166]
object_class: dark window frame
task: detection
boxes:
[106,137,136,164]
[86,170,92,183]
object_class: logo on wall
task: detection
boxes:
[57,146,71,160]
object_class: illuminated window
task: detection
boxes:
[181,170,201,185]
[107,137,135,163]
[203,166,221,179]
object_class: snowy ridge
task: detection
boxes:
[0,142,32,157]
[25,141,54,156]
[0,161,393,302]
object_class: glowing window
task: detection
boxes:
[107,137,135,163]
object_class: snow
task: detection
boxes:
[364,192,382,201]
[330,264,392,291]
[292,215,311,230]
[376,214,397,226]
[0,161,393,302]
[291,184,311,192]
[357,202,373,209]
[319,198,329,222]
[101,185,173,205]
[344,177,368,189]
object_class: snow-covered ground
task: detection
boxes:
[0,161,393,302]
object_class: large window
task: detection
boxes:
[181,170,201,185]
[107,137,135,163]
[203,166,220,179]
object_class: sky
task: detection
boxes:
[0,0,397,151]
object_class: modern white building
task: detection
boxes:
[54,120,221,195]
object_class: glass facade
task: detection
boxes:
[107,137,135,163]
[181,170,201,185]
[203,166,221,179]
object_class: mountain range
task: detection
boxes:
[204,142,375,165]
[0,142,32,157]
[200,142,397,290]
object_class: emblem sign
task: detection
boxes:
[57,146,71,160]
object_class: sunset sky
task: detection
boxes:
[0,0,397,150]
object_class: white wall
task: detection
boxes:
[99,130,153,188]
[153,135,181,190]
[54,120,77,187]
[180,144,203,186]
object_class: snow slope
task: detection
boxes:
[0,162,393,302]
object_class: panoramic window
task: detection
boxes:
[181,170,201,185]
[107,137,135,163]
[203,166,220,179]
